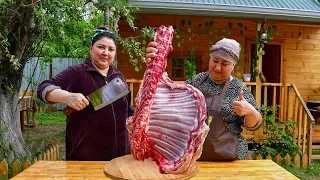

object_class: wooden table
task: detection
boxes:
[11,160,299,179]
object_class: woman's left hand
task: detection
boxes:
[232,91,255,116]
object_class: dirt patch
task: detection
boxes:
[22,122,66,160]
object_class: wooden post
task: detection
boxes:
[0,159,8,180]
[254,35,262,141]
[287,87,295,120]
[298,105,303,149]
[130,79,134,107]
[20,111,24,132]
[23,160,31,170]
[255,22,262,108]
[302,113,307,154]
[12,160,21,177]
[307,117,313,166]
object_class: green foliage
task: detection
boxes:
[255,105,300,164]
[251,25,279,77]
[120,27,155,72]
[35,0,95,58]
[36,111,66,126]
[175,19,245,79]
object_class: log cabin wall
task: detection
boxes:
[279,24,320,102]
[117,14,320,102]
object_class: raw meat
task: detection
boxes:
[126,25,209,174]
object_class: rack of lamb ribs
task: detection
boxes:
[126,25,209,174]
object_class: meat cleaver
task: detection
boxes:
[63,77,130,116]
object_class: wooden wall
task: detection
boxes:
[280,25,320,101]
[117,14,320,102]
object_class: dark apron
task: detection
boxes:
[196,72,239,161]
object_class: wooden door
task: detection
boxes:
[251,44,281,107]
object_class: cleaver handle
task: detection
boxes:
[63,106,74,116]
[63,95,89,116]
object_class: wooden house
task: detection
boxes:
[116,0,320,165]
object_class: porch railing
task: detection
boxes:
[126,79,314,166]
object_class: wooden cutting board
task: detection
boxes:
[104,155,199,180]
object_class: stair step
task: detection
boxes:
[312,145,320,150]
[312,155,320,159]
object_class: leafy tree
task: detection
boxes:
[0,0,154,163]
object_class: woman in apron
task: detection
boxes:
[146,38,262,160]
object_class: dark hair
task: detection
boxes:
[91,27,118,46]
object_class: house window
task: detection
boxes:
[171,57,198,80]
[171,58,185,79]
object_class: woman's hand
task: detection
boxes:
[67,93,90,111]
[145,42,158,64]
[232,91,255,116]
[233,91,262,128]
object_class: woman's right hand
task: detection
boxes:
[145,42,158,64]
[67,93,89,111]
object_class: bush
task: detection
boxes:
[255,105,300,164]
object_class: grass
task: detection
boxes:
[22,111,67,160]
[36,111,67,125]
[284,149,320,180]
[285,160,320,180]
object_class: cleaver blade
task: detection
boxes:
[63,77,129,116]
[88,77,130,111]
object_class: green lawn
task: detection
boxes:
[22,111,67,160]
[285,160,320,180]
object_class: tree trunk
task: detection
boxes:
[0,87,29,162]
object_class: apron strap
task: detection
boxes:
[220,76,232,97]
[194,72,210,88]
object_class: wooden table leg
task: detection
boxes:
[26,110,30,128]
[32,111,37,127]
[20,111,24,132]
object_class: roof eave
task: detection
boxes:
[130,1,320,24]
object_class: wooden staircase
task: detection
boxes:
[312,145,320,160]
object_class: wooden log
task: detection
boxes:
[0,159,8,180]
